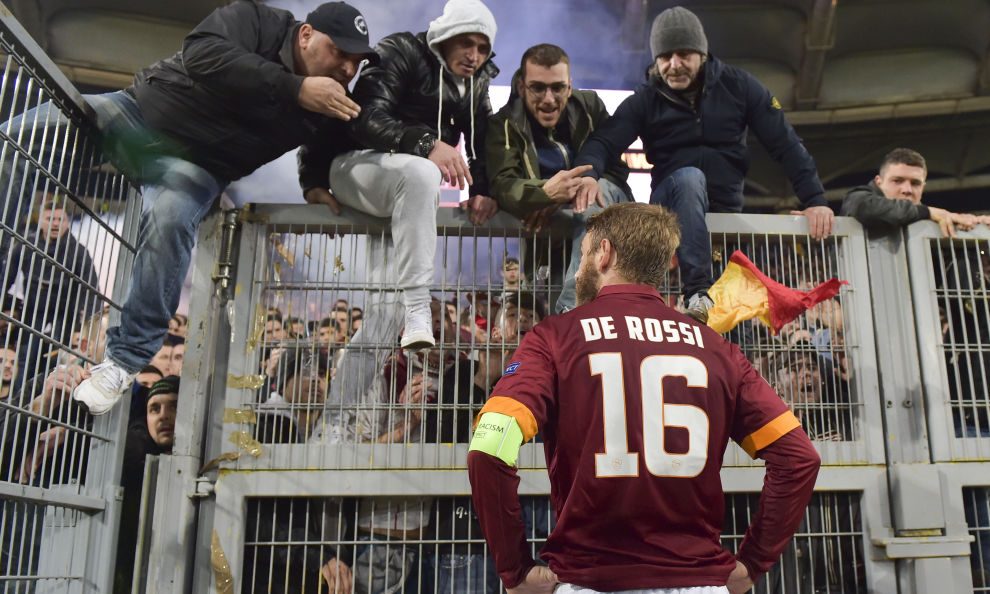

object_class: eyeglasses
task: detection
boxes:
[524,82,570,98]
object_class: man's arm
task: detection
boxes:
[350,35,432,154]
[840,185,929,228]
[580,91,632,186]
[181,1,304,109]
[734,428,820,585]
[742,73,833,239]
[743,73,825,210]
[574,92,645,179]
[467,448,536,589]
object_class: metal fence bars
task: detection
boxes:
[0,6,141,594]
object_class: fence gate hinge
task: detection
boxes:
[212,209,241,303]
[190,476,216,499]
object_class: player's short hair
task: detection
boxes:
[520,43,569,72]
[879,148,927,177]
[584,203,680,289]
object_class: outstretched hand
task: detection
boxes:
[543,164,594,204]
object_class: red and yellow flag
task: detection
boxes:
[707,250,848,334]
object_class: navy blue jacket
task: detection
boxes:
[575,56,825,212]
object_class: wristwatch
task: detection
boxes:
[414,133,437,158]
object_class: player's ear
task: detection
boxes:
[598,239,616,272]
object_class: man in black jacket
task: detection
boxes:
[574,6,833,324]
[840,148,983,237]
[301,0,500,438]
[64,1,377,415]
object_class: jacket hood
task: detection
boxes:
[426,0,497,65]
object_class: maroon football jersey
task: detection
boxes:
[479,284,799,590]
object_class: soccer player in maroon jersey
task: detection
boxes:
[467,202,820,594]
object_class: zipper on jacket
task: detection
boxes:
[548,128,571,169]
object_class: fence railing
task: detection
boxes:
[0,3,141,594]
[138,203,989,593]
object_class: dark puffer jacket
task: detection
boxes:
[131,0,350,183]
[575,55,825,212]
[348,31,498,197]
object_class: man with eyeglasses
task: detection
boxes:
[487,44,632,314]
[575,7,832,324]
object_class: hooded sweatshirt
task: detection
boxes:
[338,0,499,196]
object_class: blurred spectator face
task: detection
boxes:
[146,391,178,448]
[445,303,457,325]
[289,320,307,338]
[265,319,284,342]
[656,50,704,91]
[875,162,926,204]
[151,345,173,374]
[333,310,349,331]
[38,205,68,241]
[136,368,163,389]
[283,369,328,407]
[502,261,521,286]
[80,313,110,361]
[492,304,540,346]
[169,344,185,376]
[1,346,17,384]
[521,60,571,129]
[351,317,362,334]
[317,324,333,344]
[778,355,823,407]
[334,299,348,310]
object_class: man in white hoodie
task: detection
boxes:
[298,0,499,442]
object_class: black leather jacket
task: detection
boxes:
[131,0,350,183]
[350,31,498,196]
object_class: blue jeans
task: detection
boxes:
[88,92,225,372]
[555,178,632,313]
[2,92,225,372]
[649,166,712,297]
[433,552,500,594]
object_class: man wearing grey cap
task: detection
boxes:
[575,6,832,324]
[69,1,377,415]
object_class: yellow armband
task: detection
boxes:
[469,412,524,467]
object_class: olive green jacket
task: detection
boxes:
[486,86,631,218]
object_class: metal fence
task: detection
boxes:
[0,5,140,594]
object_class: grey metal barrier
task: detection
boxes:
[0,4,140,593]
[143,205,914,593]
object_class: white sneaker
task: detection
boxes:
[401,303,436,350]
[686,292,714,324]
[72,360,137,416]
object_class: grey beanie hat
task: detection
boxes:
[650,6,708,58]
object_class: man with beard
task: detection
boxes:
[574,6,832,323]
[467,202,820,594]
[66,1,378,415]
[486,44,632,313]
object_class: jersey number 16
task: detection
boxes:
[591,353,710,478]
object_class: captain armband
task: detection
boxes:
[469,412,525,467]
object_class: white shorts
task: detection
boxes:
[555,585,729,594]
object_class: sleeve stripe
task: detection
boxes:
[477,396,539,442]
[740,410,802,458]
